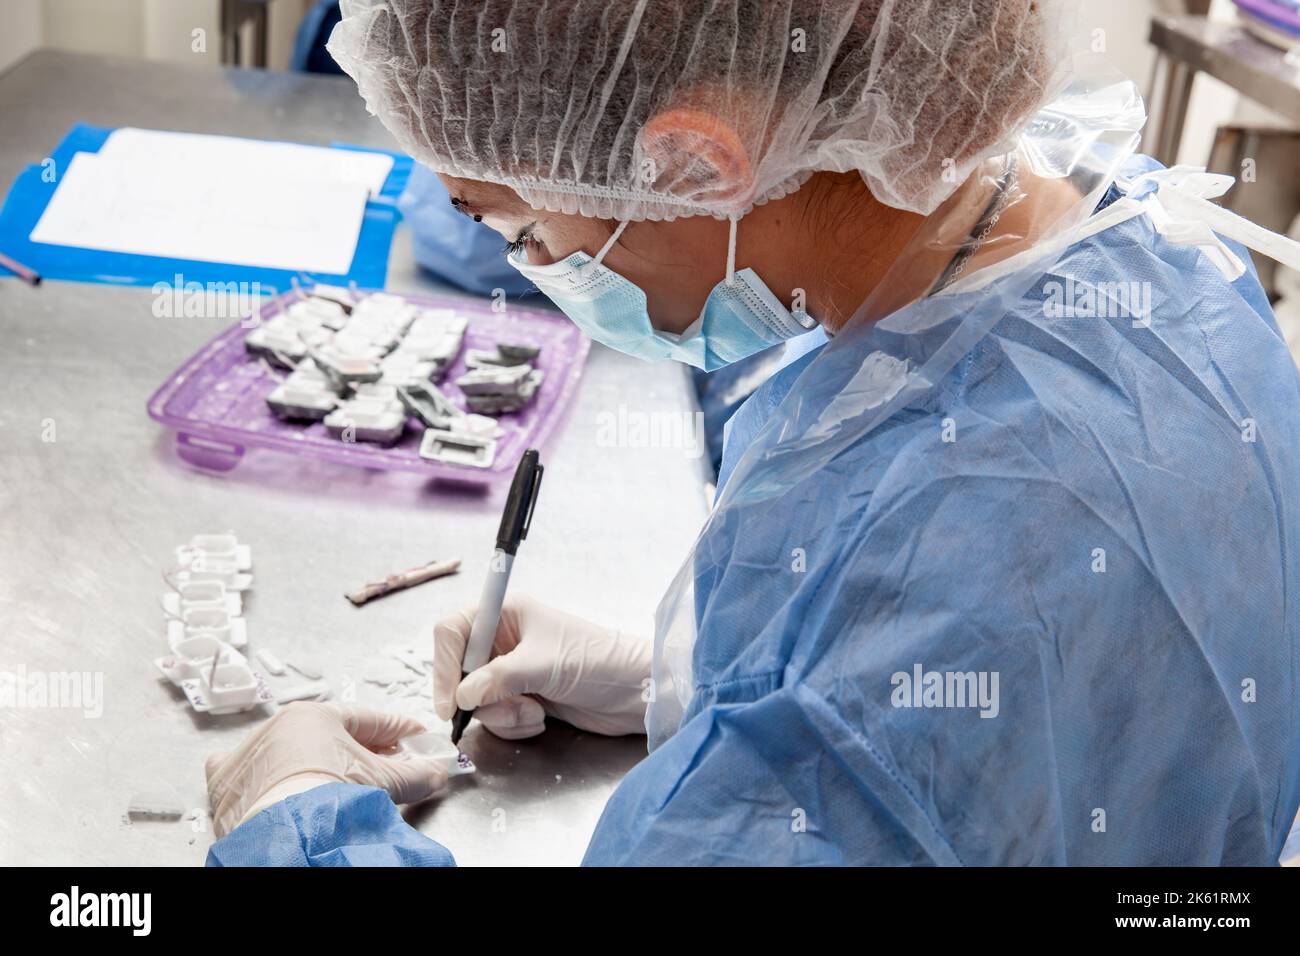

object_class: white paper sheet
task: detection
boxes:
[28,128,392,274]
[96,128,393,196]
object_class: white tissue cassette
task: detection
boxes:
[396,381,463,430]
[460,414,503,438]
[245,311,335,361]
[344,297,417,351]
[174,533,253,591]
[156,632,270,715]
[463,347,522,369]
[394,309,467,374]
[463,368,544,415]
[327,331,387,360]
[266,372,341,422]
[399,732,477,776]
[162,579,242,618]
[176,555,253,592]
[288,361,339,389]
[311,337,385,383]
[305,285,356,314]
[455,363,544,415]
[419,427,497,469]
[178,661,273,715]
[155,633,246,685]
[245,319,310,361]
[379,352,438,388]
[354,292,418,322]
[158,532,266,714]
[176,533,252,571]
[325,384,408,445]
[289,297,349,331]
[341,320,405,353]
[167,605,248,650]
[347,325,404,354]
[455,363,533,395]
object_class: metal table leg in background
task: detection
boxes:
[220,0,270,69]
[1155,54,1197,166]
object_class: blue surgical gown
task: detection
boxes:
[209,162,1300,866]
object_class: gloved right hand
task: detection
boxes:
[433,595,651,739]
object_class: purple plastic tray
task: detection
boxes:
[147,289,589,481]
[1233,0,1300,37]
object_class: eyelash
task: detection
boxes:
[503,227,537,258]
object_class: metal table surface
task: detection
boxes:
[1147,15,1300,165]
[0,51,713,866]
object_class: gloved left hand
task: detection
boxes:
[204,702,449,838]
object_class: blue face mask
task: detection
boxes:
[507,219,816,371]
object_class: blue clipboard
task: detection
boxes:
[0,123,411,289]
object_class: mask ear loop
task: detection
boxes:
[725,216,738,286]
[592,221,630,266]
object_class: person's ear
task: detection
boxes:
[637,107,755,212]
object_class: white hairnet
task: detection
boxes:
[328,0,1074,221]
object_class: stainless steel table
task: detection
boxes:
[0,51,712,866]
[1148,15,1300,165]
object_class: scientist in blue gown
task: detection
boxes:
[205,0,1300,866]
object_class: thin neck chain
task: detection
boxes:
[928,155,1019,296]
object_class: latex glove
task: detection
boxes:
[433,595,651,739]
[205,702,448,838]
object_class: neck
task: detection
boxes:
[748,162,1067,334]
[743,172,925,334]
[746,159,1086,335]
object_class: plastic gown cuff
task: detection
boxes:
[205,782,456,867]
